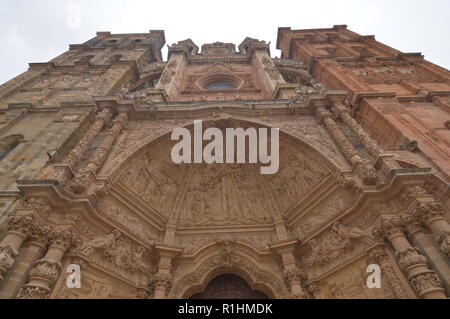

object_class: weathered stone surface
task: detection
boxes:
[0,27,448,299]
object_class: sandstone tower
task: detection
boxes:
[0,25,449,299]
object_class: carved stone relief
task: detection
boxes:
[178,164,273,227]
[304,221,374,280]
[291,190,353,238]
[119,150,187,217]
[99,203,160,244]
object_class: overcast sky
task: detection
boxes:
[1,0,449,84]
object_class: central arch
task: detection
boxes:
[190,274,269,299]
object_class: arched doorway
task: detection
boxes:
[189,274,269,299]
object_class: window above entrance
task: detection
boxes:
[203,81,237,91]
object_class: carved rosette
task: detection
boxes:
[368,248,408,299]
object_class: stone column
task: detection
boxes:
[368,247,409,299]
[405,220,450,293]
[86,112,127,172]
[283,268,307,299]
[270,239,307,299]
[17,228,77,299]
[151,244,182,299]
[380,215,447,299]
[331,102,381,159]
[63,108,113,169]
[0,225,49,298]
[151,273,173,299]
[69,112,127,194]
[414,200,450,257]
[0,215,34,281]
[317,108,380,185]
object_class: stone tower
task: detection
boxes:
[0,26,449,299]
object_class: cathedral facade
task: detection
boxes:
[0,25,449,299]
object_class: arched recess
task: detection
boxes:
[190,274,269,299]
[108,116,342,182]
[104,116,344,226]
[168,241,287,299]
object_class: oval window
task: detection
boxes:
[204,81,236,91]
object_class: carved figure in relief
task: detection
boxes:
[332,222,372,243]
[80,229,121,257]
[307,222,369,267]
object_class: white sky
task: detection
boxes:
[1,0,449,84]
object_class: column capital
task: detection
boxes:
[283,268,305,285]
[6,214,35,237]
[379,214,409,239]
[394,247,428,271]
[414,200,445,226]
[48,228,79,251]
[150,272,173,290]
